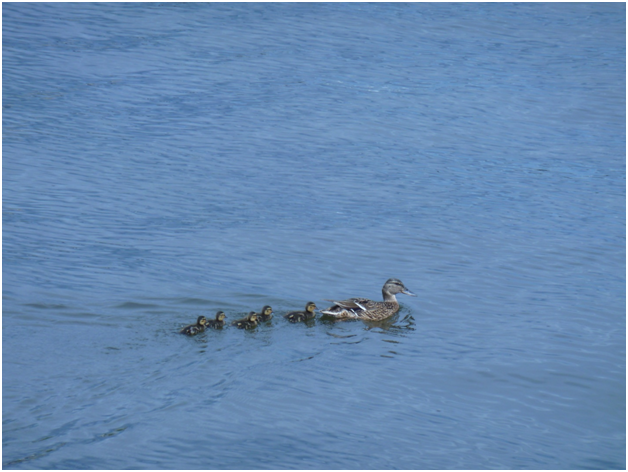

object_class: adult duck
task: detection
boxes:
[321,278,415,321]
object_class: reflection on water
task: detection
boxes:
[363,312,416,332]
[3,2,625,469]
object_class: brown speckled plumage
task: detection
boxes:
[321,278,416,321]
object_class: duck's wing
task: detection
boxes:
[181,325,199,335]
[324,298,372,310]
[284,312,301,322]
[322,298,374,317]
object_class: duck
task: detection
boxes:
[231,312,258,329]
[284,302,317,323]
[180,315,208,335]
[206,311,226,329]
[255,305,273,322]
[320,278,416,321]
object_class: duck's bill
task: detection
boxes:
[402,289,417,296]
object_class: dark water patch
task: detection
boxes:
[23,302,70,310]
[330,339,364,346]
[3,442,68,469]
[325,332,357,339]
[173,297,218,306]
[114,301,161,310]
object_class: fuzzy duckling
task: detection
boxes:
[284,302,317,323]
[255,305,273,322]
[206,311,226,329]
[231,312,258,329]
[180,316,208,335]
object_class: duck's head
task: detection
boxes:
[248,312,258,322]
[197,316,208,326]
[305,302,317,313]
[261,305,273,316]
[216,311,226,321]
[383,278,416,297]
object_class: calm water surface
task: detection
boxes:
[3,3,625,469]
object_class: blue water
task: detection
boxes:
[3,2,625,469]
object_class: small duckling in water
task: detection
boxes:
[232,312,258,329]
[206,311,226,329]
[284,302,317,323]
[180,316,208,335]
[255,305,273,322]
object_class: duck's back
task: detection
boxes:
[284,310,314,323]
[181,325,203,335]
[206,319,224,329]
[322,297,399,320]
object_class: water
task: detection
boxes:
[3,2,625,469]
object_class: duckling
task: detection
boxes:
[321,278,416,321]
[231,312,258,329]
[180,315,208,335]
[206,311,226,329]
[255,305,273,322]
[284,302,317,323]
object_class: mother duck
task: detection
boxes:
[321,278,416,321]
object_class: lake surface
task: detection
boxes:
[2,2,625,469]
